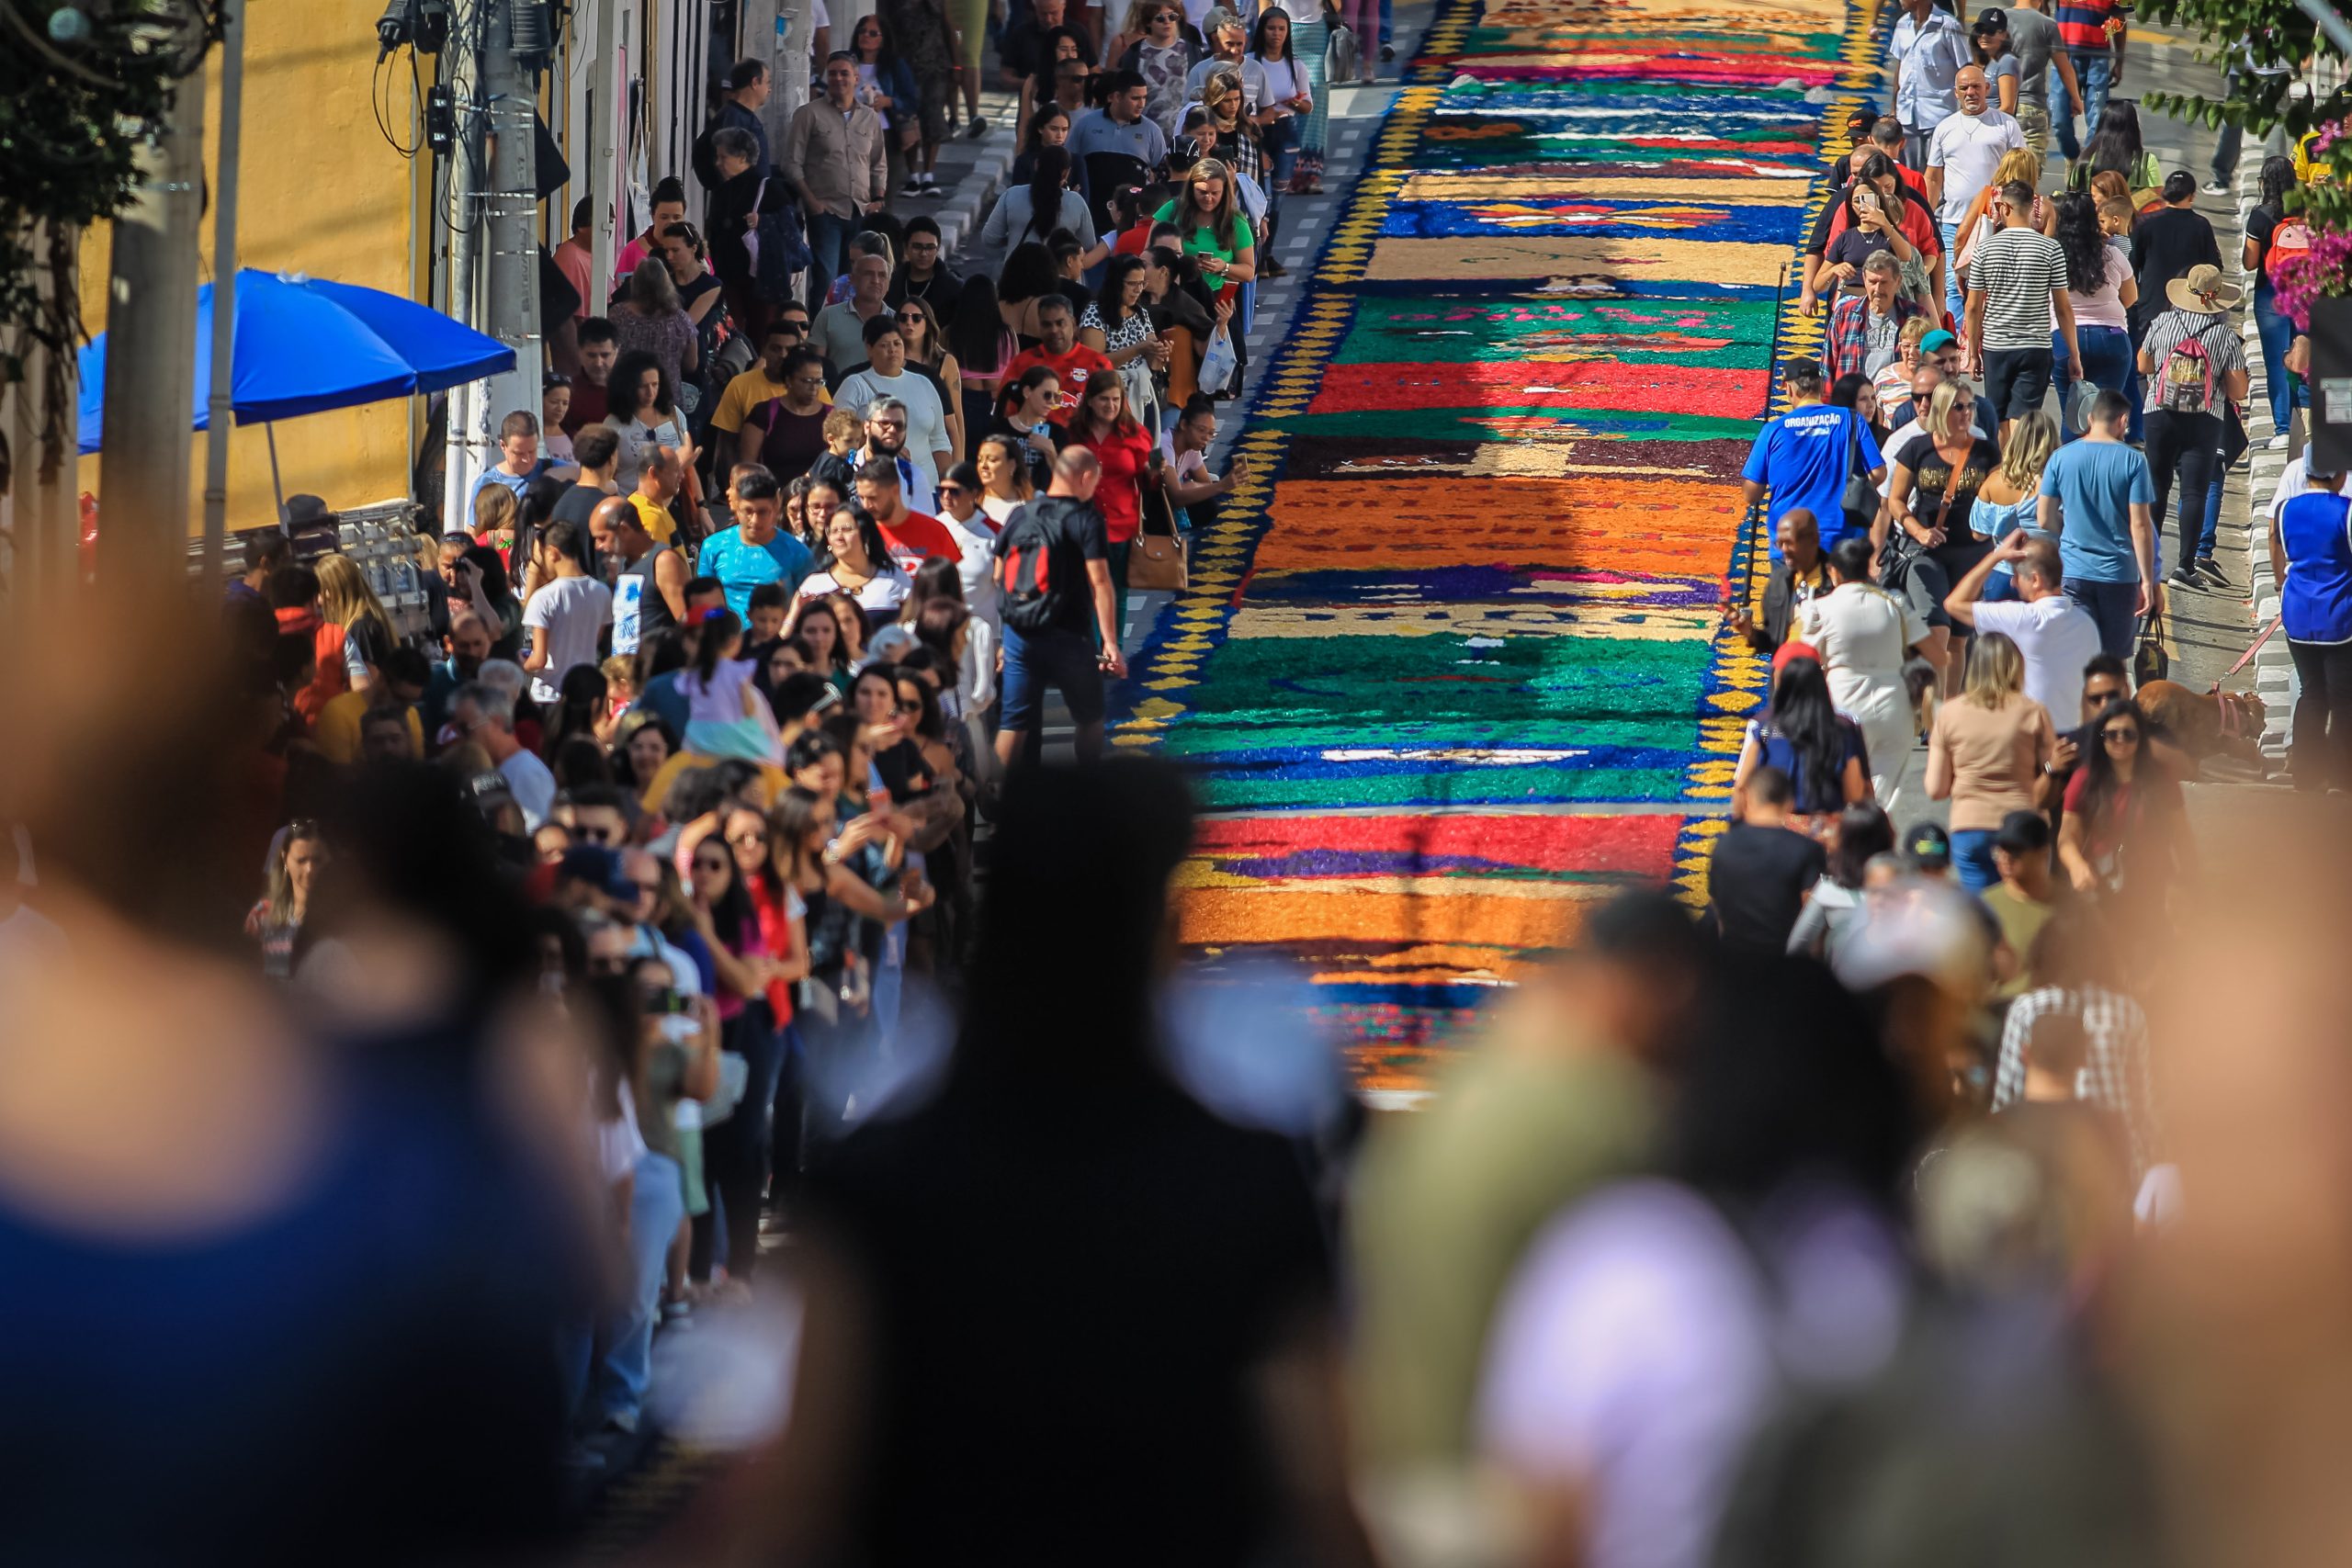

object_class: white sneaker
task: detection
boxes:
[2269,432,2291,450]
[2201,178,2231,197]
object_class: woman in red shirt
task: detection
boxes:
[1057,374,1157,640]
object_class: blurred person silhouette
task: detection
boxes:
[0,603,605,1568]
[1708,1078,2159,1568]
[729,759,1377,1568]
[1350,892,1713,1542]
[1476,955,1919,1568]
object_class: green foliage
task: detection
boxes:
[0,1,227,478]
[2129,0,2352,225]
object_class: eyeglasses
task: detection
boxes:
[871,418,906,431]
[2101,727,2141,744]
[897,699,922,715]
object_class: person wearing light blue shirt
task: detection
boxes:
[2037,388,2154,659]
[699,471,813,618]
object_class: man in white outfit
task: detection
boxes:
[1799,535,1935,821]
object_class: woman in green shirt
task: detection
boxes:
[1152,156,1257,299]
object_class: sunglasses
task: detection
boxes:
[935,482,967,497]
[727,829,770,847]
[2101,728,2141,744]
[897,699,922,715]
[692,856,730,874]
[871,418,907,430]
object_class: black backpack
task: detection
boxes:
[994,498,1091,634]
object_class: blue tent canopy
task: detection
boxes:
[77,268,515,455]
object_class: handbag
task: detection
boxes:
[1126,478,1188,591]
[1838,413,1877,533]
[698,1049,751,1129]
[1323,3,1361,81]
[2134,609,2169,687]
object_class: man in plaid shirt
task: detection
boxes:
[1994,981,2156,1176]
[1824,252,1929,387]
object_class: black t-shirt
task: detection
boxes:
[803,1069,1332,1568]
[1710,820,1827,954]
[549,483,607,527]
[1805,177,1936,257]
[888,265,966,317]
[1825,226,1895,290]
[1000,494,1107,635]
[2127,207,2223,338]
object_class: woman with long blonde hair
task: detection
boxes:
[1928,630,2059,890]
[313,552,399,693]
[1973,410,2057,600]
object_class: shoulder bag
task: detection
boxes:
[1838,412,1877,536]
[1125,470,1189,591]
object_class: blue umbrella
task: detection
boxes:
[77,267,514,455]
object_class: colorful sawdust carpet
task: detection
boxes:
[1114,0,1879,1092]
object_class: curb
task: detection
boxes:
[2228,146,2297,758]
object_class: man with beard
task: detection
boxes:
[857,397,937,513]
[423,611,493,746]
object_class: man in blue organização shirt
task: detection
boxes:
[2036,388,2154,660]
[1742,356,1886,562]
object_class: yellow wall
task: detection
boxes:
[77,2,424,534]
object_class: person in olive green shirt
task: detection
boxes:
[1982,808,2061,998]
[1348,895,1708,1506]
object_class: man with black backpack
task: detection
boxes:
[2136,265,2248,591]
[993,448,1125,768]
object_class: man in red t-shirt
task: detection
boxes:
[854,457,963,575]
[998,297,1113,426]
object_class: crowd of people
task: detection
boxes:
[184,0,1298,1475]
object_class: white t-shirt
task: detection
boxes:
[1800,581,1930,728]
[797,565,912,622]
[1969,593,2104,723]
[499,747,559,830]
[939,508,1002,627]
[1927,107,2025,222]
[523,574,616,702]
[594,1079,647,1184]
[1478,1182,1778,1568]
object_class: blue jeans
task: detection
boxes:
[596,1150,685,1426]
[2052,49,2112,161]
[2064,575,2141,660]
[806,210,857,310]
[2054,323,2134,439]
[2256,285,2309,431]
[1950,829,2000,892]
[1379,0,1392,47]
[999,619,1106,732]
[1939,218,1962,321]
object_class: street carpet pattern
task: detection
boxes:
[1114,0,1882,1091]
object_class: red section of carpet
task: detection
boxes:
[1193,812,1683,874]
[1310,361,1767,415]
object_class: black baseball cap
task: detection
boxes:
[1994,809,2051,855]
[1903,821,1951,871]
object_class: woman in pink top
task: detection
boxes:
[2051,192,2138,435]
[1927,631,2057,891]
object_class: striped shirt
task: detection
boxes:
[1994,984,2157,1174]
[1971,227,2067,351]
[2053,0,2116,52]
[2139,308,2246,413]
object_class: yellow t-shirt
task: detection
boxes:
[639,748,793,817]
[630,491,676,546]
[712,366,833,435]
[312,692,425,764]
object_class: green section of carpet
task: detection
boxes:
[1336,295,1779,367]
[1158,714,1702,757]
[1170,633,1713,722]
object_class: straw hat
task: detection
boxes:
[2165,263,2244,314]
